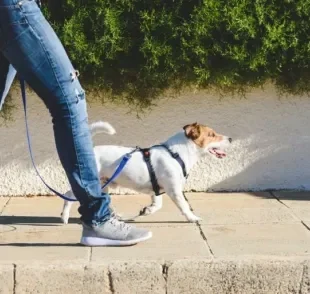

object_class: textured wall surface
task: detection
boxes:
[0,85,309,196]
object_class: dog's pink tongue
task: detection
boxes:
[209,148,226,158]
[214,149,226,158]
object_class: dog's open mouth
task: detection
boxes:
[209,148,226,159]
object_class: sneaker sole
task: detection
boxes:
[80,231,152,247]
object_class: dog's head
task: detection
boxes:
[183,122,232,159]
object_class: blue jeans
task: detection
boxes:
[0,0,111,225]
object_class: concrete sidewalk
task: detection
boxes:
[1,192,310,293]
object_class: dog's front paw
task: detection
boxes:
[140,204,161,216]
[186,214,202,223]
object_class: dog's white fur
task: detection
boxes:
[61,121,231,224]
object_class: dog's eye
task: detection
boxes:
[211,133,215,137]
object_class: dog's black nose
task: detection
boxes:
[228,138,232,143]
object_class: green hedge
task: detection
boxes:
[44,0,310,108]
[13,1,310,111]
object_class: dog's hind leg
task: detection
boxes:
[140,194,163,216]
[60,190,76,224]
[61,182,110,225]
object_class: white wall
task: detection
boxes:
[1,85,310,196]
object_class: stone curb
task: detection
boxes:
[1,258,310,294]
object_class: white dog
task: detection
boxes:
[61,121,232,224]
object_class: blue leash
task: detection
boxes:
[101,152,133,190]
[20,79,131,202]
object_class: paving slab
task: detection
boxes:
[92,226,211,262]
[16,263,110,294]
[0,225,89,262]
[1,195,191,226]
[186,192,298,225]
[301,260,310,294]
[109,261,166,294]
[167,259,305,294]
[1,194,310,293]
[202,223,310,257]
[2,259,309,294]
[0,197,9,214]
[0,196,80,224]
[111,194,191,225]
[0,264,13,294]
[274,191,310,227]
[0,196,80,232]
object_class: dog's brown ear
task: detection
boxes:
[183,122,197,130]
[183,123,200,140]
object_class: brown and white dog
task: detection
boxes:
[61,121,232,223]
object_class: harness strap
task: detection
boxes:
[152,144,187,178]
[140,145,187,196]
[160,144,187,178]
[141,148,161,196]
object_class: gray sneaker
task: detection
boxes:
[80,216,152,246]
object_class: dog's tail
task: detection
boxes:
[90,121,116,137]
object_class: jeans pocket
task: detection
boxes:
[0,4,28,50]
[0,3,27,26]
[19,0,41,16]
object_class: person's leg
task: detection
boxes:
[0,0,152,245]
[0,0,109,225]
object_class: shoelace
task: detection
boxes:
[109,214,131,232]
[109,207,122,220]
